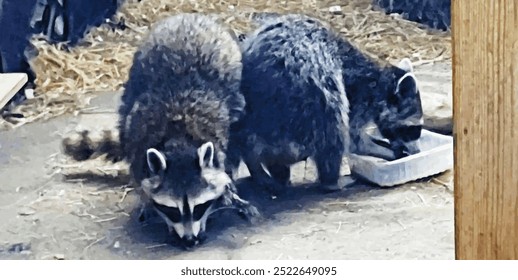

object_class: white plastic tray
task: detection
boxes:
[349,129,453,187]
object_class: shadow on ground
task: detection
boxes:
[62,168,385,252]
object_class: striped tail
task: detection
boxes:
[62,129,123,162]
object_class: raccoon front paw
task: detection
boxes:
[270,184,288,197]
[138,210,147,222]
[238,203,261,224]
[242,203,260,217]
[225,188,262,221]
[319,176,356,192]
[137,204,156,222]
[255,177,287,196]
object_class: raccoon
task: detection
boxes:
[348,57,423,160]
[226,14,422,192]
[62,13,257,248]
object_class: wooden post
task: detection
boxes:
[453,0,518,259]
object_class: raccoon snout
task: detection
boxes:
[181,234,203,248]
[394,143,420,159]
[182,236,198,248]
[392,145,410,159]
[397,149,410,158]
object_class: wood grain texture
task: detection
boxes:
[453,0,518,259]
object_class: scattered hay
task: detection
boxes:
[51,153,129,180]
[0,0,451,128]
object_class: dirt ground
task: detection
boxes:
[0,62,454,260]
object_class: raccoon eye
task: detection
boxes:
[152,201,181,223]
[193,200,214,221]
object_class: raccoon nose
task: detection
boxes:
[181,235,199,248]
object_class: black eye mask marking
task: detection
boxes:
[152,201,181,223]
[193,200,214,221]
[395,125,422,141]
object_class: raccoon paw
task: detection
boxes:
[137,204,156,222]
[319,176,356,192]
[138,211,146,222]
[255,177,287,197]
[269,183,288,196]
[224,187,262,221]
[238,203,261,224]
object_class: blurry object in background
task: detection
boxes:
[31,0,122,46]
[0,0,38,108]
[0,73,28,116]
[2,0,452,128]
[374,0,451,31]
[0,0,38,80]
[0,0,123,110]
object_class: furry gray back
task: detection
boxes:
[119,13,245,184]
[240,14,348,154]
[227,15,349,189]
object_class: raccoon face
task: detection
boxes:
[376,58,423,159]
[141,142,231,248]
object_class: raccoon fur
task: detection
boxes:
[226,14,423,192]
[62,13,257,248]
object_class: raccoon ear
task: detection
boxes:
[197,142,215,168]
[395,73,418,97]
[397,58,414,73]
[146,148,167,174]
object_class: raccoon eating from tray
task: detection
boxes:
[62,13,258,248]
[226,14,423,193]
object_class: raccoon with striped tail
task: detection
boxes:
[62,13,258,248]
[226,14,423,193]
